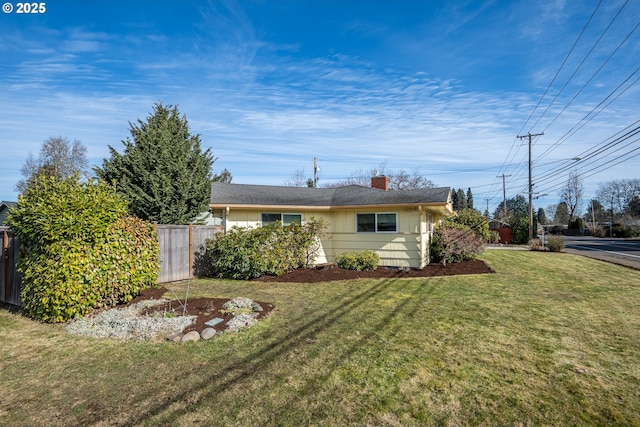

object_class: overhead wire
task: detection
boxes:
[497,0,640,206]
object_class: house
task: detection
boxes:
[209,176,453,268]
[0,201,17,227]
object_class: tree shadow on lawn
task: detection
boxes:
[109,275,440,426]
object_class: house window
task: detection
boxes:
[261,213,302,225]
[356,213,397,233]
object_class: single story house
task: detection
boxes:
[209,176,453,268]
[0,201,17,226]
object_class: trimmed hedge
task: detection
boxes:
[7,175,159,322]
[336,250,379,271]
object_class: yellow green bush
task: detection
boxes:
[7,175,159,322]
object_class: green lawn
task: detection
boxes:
[1,250,639,426]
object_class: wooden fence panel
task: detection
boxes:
[0,228,22,306]
[156,224,221,283]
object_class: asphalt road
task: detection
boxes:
[560,235,640,270]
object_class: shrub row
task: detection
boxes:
[204,219,327,280]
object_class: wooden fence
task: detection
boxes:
[0,227,22,306]
[156,224,221,283]
[0,224,222,306]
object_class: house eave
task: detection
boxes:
[209,202,452,214]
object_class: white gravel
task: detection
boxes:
[65,299,196,341]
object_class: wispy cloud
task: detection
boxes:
[1,0,638,213]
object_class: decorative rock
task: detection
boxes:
[166,333,183,343]
[205,317,224,327]
[181,330,201,343]
[200,327,217,340]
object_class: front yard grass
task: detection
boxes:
[1,250,639,426]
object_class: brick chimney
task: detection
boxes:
[371,175,389,191]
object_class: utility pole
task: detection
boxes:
[313,157,320,188]
[517,132,544,240]
[496,174,511,218]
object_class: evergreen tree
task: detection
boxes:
[456,188,468,210]
[96,102,215,224]
[554,202,570,225]
[537,207,547,225]
[451,188,459,211]
[466,187,474,210]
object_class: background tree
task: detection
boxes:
[560,170,584,222]
[492,194,528,220]
[456,188,468,211]
[284,169,309,187]
[96,102,216,224]
[490,194,533,243]
[554,202,570,225]
[584,199,606,223]
[216,168,233,184]
[537,207,547,225]
[329,163,435,190]
[596,179,640,221]
[627,196,640,218]
[15,136,89,193]
[466,187,474,210]
[389,169,435,190]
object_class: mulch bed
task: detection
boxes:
[253,259,494,283]
[125,259,494,335]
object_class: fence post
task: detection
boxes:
[189,224,193,279]
[3,229,8,302]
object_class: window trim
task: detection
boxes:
[356,212,398,233]
[261,212,302,226]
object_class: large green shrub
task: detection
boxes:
[7,175,159,322]
[336,250,379,271]
[205,219,327,280]
[446,208,491,242]
[430,222,485,266]
[511,214,532,245]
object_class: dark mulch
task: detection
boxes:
[253,259,494,283]
[125,288,275,335]
[124,259,493,335]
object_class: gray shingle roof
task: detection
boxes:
[210,183,451,208]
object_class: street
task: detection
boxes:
[559,235,640,270]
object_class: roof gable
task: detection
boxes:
[0,201,17,211]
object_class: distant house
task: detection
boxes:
[209,176,454,268]
[489,220,512,244]
[0,201,17,227]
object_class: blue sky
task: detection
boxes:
[1,0,639,215]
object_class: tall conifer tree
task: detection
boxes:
[466,187,474,210]
[96,102,215,224]
[456,188,468,210]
